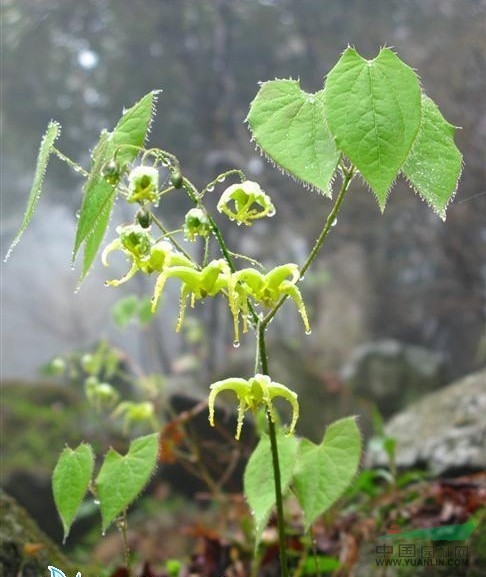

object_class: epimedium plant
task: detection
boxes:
[6,47,462,575]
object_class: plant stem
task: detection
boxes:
[300,166,355,278]
[183,176,261,326]
[261,166,355,329]
[203,235,210,267]
[183,176,237,271]
[257,321,289,577]
[200,169,247,197]
[52,147,89,177]
[252,168,355,576]
[118,510,131,574]
[228,250,265,269]
[150,212,195,264]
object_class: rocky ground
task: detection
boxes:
[2,362,485,576]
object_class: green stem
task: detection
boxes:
[183,177,237,271]
[52,147,89,177]
[117,510,131,574]
[154,228,184,242]
[228,250,265,270]
[200,169,247,197]
[203,235,210,267]
[262,166,355,329]
[150,212,196,264]
[300,166,355,278]
[182,176,261,326]
[145,147,180,170]
[310,526,322,577]
[158,184,176,198]
[257,321,289,577]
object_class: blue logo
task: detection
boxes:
[48,567,82,577]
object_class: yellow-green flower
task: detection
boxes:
[208,374,299,440]
[229,263,309,344]
[127,165,159,204]
[112,401,158,434]
[217,180,275,226]
[102,226,192,286]
[151,259,231,331]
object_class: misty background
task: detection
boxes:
[2,0,485,385]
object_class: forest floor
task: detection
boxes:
[87,472,486,577]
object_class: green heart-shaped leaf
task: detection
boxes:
[293,417,361,529]
[52,443,94,542]
[247,79,339,196]
[244,432,299,543]
[402,94,463,220]
[325,48,421,208]
[96,433,158,532]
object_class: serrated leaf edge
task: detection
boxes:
[294,416,362,530]
[95,433,159,532]
[52,442,94,542]
[401,94,463,221]
[5,120,61,261]
[246,80,338,197]
[73,90,161,263]
[323,47,424,211]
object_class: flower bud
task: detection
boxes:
[136,207,152,229]
[183,208,211,242]
[170,170,183,189]
[81,354,97,374]
[101,160,121,185]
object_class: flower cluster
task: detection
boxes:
[103,225,309,340]
[84,376,120,412]
[150,259,309,341]
[101,174,308,339]
[208,374,299,440]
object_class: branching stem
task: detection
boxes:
[148,151,354,577]
[261,166,355,329]
[150,212,196,264]
[182,175,261,326]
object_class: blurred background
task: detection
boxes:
[1,0,485,573]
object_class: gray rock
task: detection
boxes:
[341,339,445,416]
[368,369,486,475]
